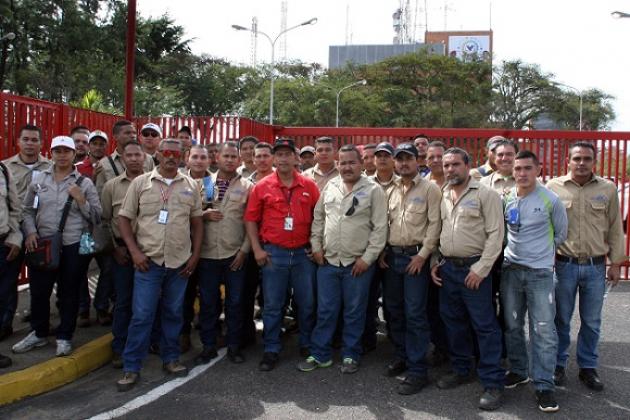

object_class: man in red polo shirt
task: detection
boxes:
[245,138,320,372]
[76,130,109,180]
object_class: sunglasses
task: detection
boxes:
[141,130,160,138]
[160,149,182,159]
[345,196,359,216]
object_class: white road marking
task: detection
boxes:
[87,348,227,420]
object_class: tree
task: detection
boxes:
[547,89,616,131]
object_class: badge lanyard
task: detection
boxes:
[283,188,294,231]
[158,182,175,224]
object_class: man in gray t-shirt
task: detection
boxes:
[501,151,567,414]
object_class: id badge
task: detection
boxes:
[158,209,169,224]
[33,195,39,209]
[284,216,294,231]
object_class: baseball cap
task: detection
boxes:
[487,136,506,151]
[300,145,315,155]
[88,130,108,143]
[273,138,296,153]
[374,142,394,155]
[393,142,418,159]
[140,123,162,137]
[50,136,76,151]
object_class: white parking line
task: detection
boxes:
[87,349,227,420]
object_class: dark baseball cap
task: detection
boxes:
[487,136,506,151]
[393,142,418,159]
[273,138,296,153]
[374,142,394,155]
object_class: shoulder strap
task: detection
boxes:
[57,176,86,233]
[477,166,488,177]
[108,156,120,177]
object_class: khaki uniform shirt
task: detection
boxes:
[311,175,388,266]
[480,172,516,198]
[439,178,505,278]
[95,150,154,196]
[470,162,494,181]
[22,167,102,246]
[387,174,442,259]
[237,164,255,179]
[303,163,339,191]
[369,172,399,198]
[0,165,23,247]
[2,154,51,204]
[201,173,253,260]
[546,174,626,264]
[424,171,446,189]
[101,172,136,241]
[118,168,202,268]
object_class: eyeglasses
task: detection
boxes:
[160,149,182,159]
[345,196,359,216]
[141,130,160,138]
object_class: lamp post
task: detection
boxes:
[554,82,583,131]
[124,0,137,120]
[335,80,367,127]
[232,17,317,125]
[611,11,630,18]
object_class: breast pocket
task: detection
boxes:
[589,200,606,222]
[324,197,340,213]
[405,206,427,226]
[138,191,162,214]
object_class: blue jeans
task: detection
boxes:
[111,258,135,355]
[123,261,188,373]
[311,262,375,362]
[555,260,606,369]
[0,245,22,328]
[501,264,557,391]
[439,259,505,389]
[383,251,430,377]
[261,244,316,354]
[198,256,246,349]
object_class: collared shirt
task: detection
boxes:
[118,168,202,268]
[439,178,505,278]
[22,167,102,246]
[470,161,494,180]
[237,164,255,179]
[244,170,320,249]
[201,173,253,259]
[2,154,51,204]
[311,175,388,267]
[75,156,96,179]
[504,185,568,269]
[303,163,339,191]
[546,174,625,264]
[95,150,154,197]
[424,171,445,189]
[101,171,136,241]
[387,174,442,259]
[0,165,23,247]
[369,172,399,198]
[248,169,275,185]
[418,165,431,177]
[480,171,516,198]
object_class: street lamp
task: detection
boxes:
[611,11,630,19]
[1,32,15,42]
[232,17,317,125]
[335,80,367,127]
[553,82,583,131]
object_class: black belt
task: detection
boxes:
[556,254,605,266]
[388,244,422,255]
[444,256,481,267]
[503,261,535,271]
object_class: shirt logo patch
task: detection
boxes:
[180,190,193,197]
[591,194,608,203]
[231,189,245,196]
[410,197,425,204]
[302,192,310,197]
[533,207,543,213]
[355,191,368,198]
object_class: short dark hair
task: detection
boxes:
[315,136,335,146]
[189,144,207,154]
[113,120,133,135]
[494,139,519,154]
[515,150,540,165]
[254,142,273,153]
[218,140,240,153]
[122,140,143,152]
[413,134,429,141]
[568,141,596,158]
[239,136,259,148]
[70,125,90,136]
[19,124,42,139]
[427,140,446,151]
[444,147,470,165]
[158,138,183,151]
[339,144,362,161]
[363,143,377,150]
[178,126,192,136]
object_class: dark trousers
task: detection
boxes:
[361,265,383,348]
[0,245,22,329]
[427,278,448,352]
[241,253,260,345]
[79,252,114,314]
[29,243,91,340]
[181,270,199,336]
[111,257,135,355]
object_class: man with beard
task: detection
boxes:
[70,125,90,164]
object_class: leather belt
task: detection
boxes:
[443,256,481,267]
[556,254,605,266]
[388,244,422,255]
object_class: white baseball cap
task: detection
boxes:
[50,136,76,151]
[88,130,109,143]
[141,123,163,137]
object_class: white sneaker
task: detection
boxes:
[12,331,48,353]
[56,339,73,357]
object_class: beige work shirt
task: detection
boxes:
[311,175,388,266]
[2,154,51,204]
[95,150,154,196]
[480,172,516,198]
[0,165,23,247]
[470,162,494,181]
[118,168,202,268]
[438,178,505,278]
[387,174,442,259]
[101,172,136,241]
[201,173,253,259]
[22,167,102,246]
[303,163,339,191]
[546,174,626,264]
[369,172,399,197]
[237,164,255,179]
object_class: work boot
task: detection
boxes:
[117,372,140,392]
[436,371,475,389]
[554,366,566,387]
[163,361,188,377]
[194,347,218,365]
[579,368,604,391]
[397,375,428,395]
[96,310,112,326]
[479,388,503,411]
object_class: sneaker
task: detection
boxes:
[385,359,407,377]
[579,368,604,391]
[12,331,48,353]
[227,348,245,364]
[504,371,530,389]
[0,353,12,368]
[479,388,503,411]
[163,361,188,377]
[397,375,429,395]
[112,352,123,369]
[297,356,333,372]
[56,339,72,356]
[554,366,566,387]
[259,352,279,372]
[117,371,140,392]
[340,358,359,374]
[536,390,559,413]
[436,371,475,389]
[77,312,91,328]
[194,347,218,365]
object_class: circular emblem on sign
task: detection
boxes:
[463,39,481,54]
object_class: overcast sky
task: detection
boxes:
[138,0,630,131]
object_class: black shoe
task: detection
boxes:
[479,388,503,411]
[427,348,449,367]
[194,347,218,365]
[227,348,245,364]
[299,347,310,358]
[504,371,529,388]
[386,360,407,377]
[436,371,475,389]
[536,390,559,413]
[259,352,279,372]
[397,375,428,395]
[0,353,12,368]
[554,366,566,387]
[116,372,140,392]
[579,368,604,391]
[0,325,13,342]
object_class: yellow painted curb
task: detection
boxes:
[0,333,113,406]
